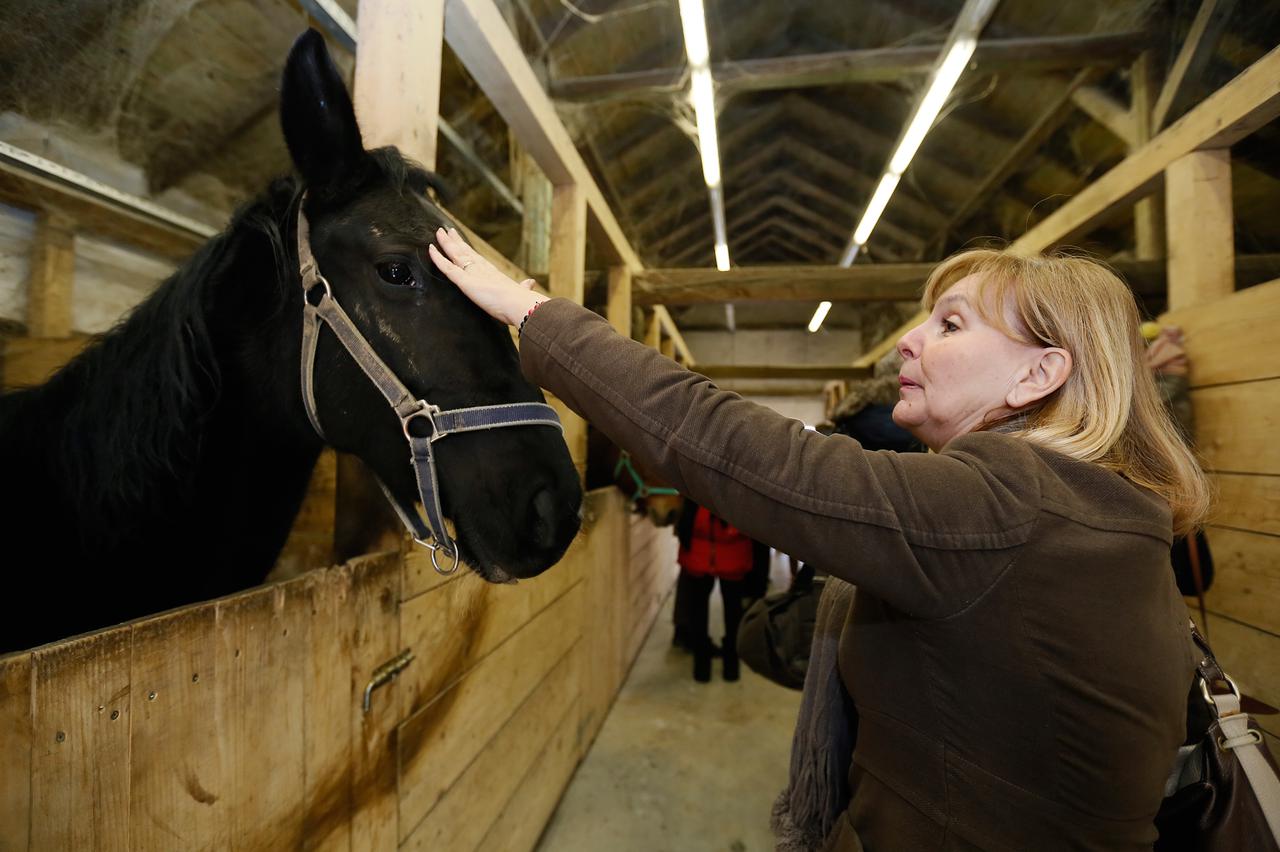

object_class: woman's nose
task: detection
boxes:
[897,324,922,360]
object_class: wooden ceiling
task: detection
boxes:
[1,0,1278,332]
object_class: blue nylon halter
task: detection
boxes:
[296,203,563,575]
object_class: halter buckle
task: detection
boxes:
[414,536,461,575]
[304,274,332,308]
[401,401,447,442]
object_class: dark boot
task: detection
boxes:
[693,638,713,682]
[723,647,740,682]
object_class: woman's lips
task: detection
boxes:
[899,376,920,389]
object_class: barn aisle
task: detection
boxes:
[536,565,802,852]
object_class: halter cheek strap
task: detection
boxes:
[613,450,679,503]
[296,202,563,575]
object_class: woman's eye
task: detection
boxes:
[941,318,959,334]
[376,261,416,287]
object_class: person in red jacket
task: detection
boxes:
[676,500,756,682]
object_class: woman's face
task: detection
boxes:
[892,274,1068,451]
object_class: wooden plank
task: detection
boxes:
[399,644,579,852]
[1203,527,1280,634]
[0,652,31,852]
[396,583,583,838]
[549,183,586,304]
[1072,85,1137,147]
[1152,0,1239,132]
[1131,52,1167,260]
[653,306,694,365]
[1161,278,1280,387]
[473,699,581,852]
[301,566,355,852]
[353,0,444,169]
[1166,149,1234,311]
[1209,473,1280,536]
[129,605,226,850]
[697,365,871,380]
[550,32,1148,100]
[606,266,632,338]
[1010,43,1280,255]
[29,629,131,852]
[579,490,629,744]
[1199,613,1279,739]
[0,336,90,390]
[347,552,402,852]
[215,585,308,850]
[1191,379,1280,474]
[25,212,75,338]
[443,0,640,270]
[635,264,932,305]
[398,538,584,715]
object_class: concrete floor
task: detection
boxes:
[536,569,802,852]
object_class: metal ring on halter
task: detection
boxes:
[401,402,446,442]
[304,274,332,307]
[417,537,461,575]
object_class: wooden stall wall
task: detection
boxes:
[1163,277,1280,755]
[0,487,678,851]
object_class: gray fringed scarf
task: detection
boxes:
[771,577,859,851]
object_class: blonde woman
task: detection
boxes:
[430,232,1209,852]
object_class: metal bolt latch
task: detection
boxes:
[362,649,415,713]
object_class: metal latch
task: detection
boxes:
[362,648,415,713]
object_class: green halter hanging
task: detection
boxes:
[613,451,680,503]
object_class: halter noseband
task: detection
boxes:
[613,450,679,503]
[296,201,563,575]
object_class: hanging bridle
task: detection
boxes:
[295,200,563,575]
[613,450,679,504]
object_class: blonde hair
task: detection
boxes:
[922,249,1210,535]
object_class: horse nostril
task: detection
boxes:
[531,487,558,549]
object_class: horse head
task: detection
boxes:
[586,425,683,527]
[277,31,581,581]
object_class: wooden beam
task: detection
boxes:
[548,183,586,304]
[634,264,934,305]
[633,256,1280,307]
[605,266,632,338]
[1152,0,1239,132]
[549,32,1148,101]
[653,306,694,366]
[1166,149,1234,310]
[1131,52,1167,260]
[353,1,445,168]
[696,365,872,380]
[925,69,1100,259]
[25,212,76,338]
[1009,43,1280,255]
[444,0,640,270]
[1071,85,1137,147]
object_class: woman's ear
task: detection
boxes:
[280,29,366,189]
[1007,347,1072,410]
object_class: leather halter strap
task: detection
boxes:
[296,201,562,574]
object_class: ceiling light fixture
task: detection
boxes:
[678,0,731,274]
[807,301,833,334]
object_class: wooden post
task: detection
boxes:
[518,150,552,275]
[548,183,588,476]
[1132,52,1167,260]
[1166,149,1234,310]
[26,212,76,338]
[660,339,675,360]
[354,0,445,169]
[645,311,661,350]
[605,266,631,338]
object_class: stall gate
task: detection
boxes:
[0,487,677,851]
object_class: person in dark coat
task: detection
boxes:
[431,233,1211,851]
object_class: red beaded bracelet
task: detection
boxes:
[518,299,546,336]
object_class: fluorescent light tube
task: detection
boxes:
[853,172,901,246]
[808,301,833,333]
[714,242,730,271]
[678,0,710,67]
[888,37,976,175]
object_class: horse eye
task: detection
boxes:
[376,261,415,287]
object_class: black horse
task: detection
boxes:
[0,31,582,653]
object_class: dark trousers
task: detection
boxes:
[680,570,744,680]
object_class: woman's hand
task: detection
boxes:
[428,227,546,326]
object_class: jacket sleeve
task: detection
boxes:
[520,299,1042,619]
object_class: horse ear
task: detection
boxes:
[280,29,366,188]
